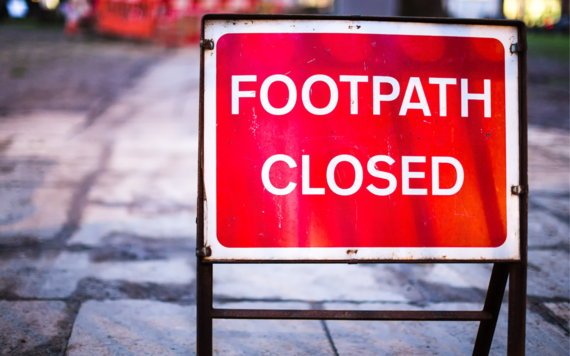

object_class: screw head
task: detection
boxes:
[201,39,214,50]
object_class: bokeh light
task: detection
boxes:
[6,0,29,18]
[42,0,60,10]
[504,0,562,27]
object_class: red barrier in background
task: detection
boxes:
[94,0,280,45]
[96,0,161,40]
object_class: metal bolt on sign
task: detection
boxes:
[200,39,214,50]
[511,185,529,195]
[197,14,528,356]
[196,246,211,257]
[510,42,527,53]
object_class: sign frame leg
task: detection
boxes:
[197,25,213,356]
[197,258,213,356]
[508,20,528,355]
[472,263,510,355]
[507,262,527,355]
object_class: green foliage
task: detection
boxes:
[527,32,569,62]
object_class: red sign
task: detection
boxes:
[215,33,507,248]
[203,20,521,260]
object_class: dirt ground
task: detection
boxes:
[0,25,166,121]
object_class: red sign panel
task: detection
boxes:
[216,33,506,248]
[203,19,521,260]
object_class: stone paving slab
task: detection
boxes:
[88,173,197,209]
[528,126,569,192]
[68,300,335,356]
[107,140,198,173]
[213,262,495,306]
[323,302,569,356]
[0,186,75,243]
[1,251,194,299]
[531,191,570,214]
[323,302,477,356]
[0,300,72,355]
[214,264,410,302]
[0,112,86,154]
[0,111,102,177]
[0,157,56,186]
[528,209,569,248]
[493,302,569,356]
[385,263,493,292]
[527,249,570,299]
[67,300,195,355]
[0,111,104,245]
[212,302,335,356]
[543,302,570,330]
[68,205,194,246]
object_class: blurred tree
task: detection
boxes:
[400,0,446,17]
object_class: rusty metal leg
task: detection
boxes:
[507,262,527,356]
[197,258,213,356]
[472,263,509,356]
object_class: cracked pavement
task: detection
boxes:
[0,28,568,355]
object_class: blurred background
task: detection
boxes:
[0,0,568,44]
[0,0,567,127]
[0,0,568,355]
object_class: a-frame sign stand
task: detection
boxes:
[196,14,528,356]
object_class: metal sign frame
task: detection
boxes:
[197,14,528,355]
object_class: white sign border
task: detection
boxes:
[203,18,521,261]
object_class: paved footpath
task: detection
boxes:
[0,48,568,355]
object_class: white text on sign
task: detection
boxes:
[261,155,465,197]
[232,75,491,117]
